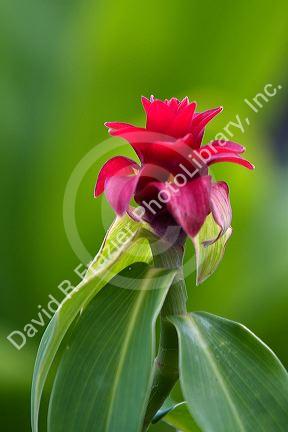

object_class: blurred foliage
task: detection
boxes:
[1,0,288,430]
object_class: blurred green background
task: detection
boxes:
[1,0,288,430]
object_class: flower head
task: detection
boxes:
[95,96,254,246]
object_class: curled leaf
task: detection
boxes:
[193,214,232,285]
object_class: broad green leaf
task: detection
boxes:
[48,264,176,432]
[153,397,201,432]
[193,214,232,285]
[31,215,152,432]
[170,312,288,432]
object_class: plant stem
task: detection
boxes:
[142,239,187,430]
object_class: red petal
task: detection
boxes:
[146,100,177,133]
[167,176,212,238]
[207,153,255,170]
[182,133,198,149]
[193,107,223,130]
[170,102,197,138]
[109,128,174,162]
[135,139,194,174]
[191,107,223,147]
[105,121,142,130]
[178,97,190,110]
[106,126,148,161]
[94,156,139,197]
[204,140,246,154]
[141,96,151,114]
[167,97,180,111]
[204,181,232,245]
[106,123,146,136]
[135,164,170,202]
[105,174,139,215]
[135,180,163,205]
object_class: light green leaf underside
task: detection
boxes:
[153,397,201,432]
[193,214,232,285]
[170,312,288,432]
[31,215,152,432]
[48,264,176,432]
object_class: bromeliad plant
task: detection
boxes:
[32,97,288,432]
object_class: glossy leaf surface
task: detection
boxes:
[170,312,288,432]
[48,264,175,432]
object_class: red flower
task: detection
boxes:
[95,96,254,244]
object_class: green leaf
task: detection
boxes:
[153,397,201,432]
[193,214,232,285]
[48,264,176,432]
[170,312,288,432]
[31,215,152,432]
